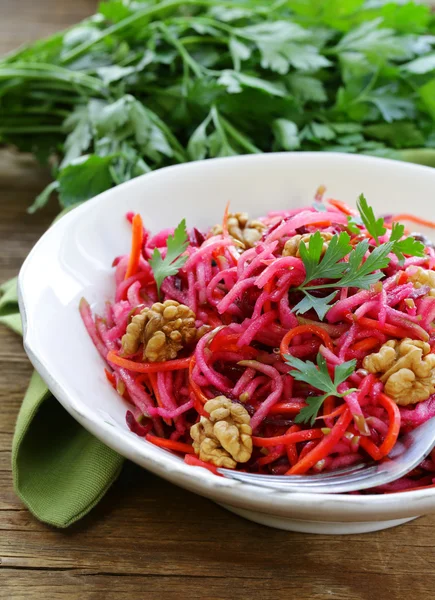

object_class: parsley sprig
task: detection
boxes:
[284,353,357,425]
[149,219,189,299]
[356,194,386,243]
[293,231,391,319]
[352,194,425,263]
[389,221,425,264]
[293,195,425,319]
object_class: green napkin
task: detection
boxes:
[2,148,435,528]
[1,271,124,528]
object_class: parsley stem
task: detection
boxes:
[0,126,64,134]
[181,36,228,46]
[211,105,232,151]
[219,115,262,154]
[298,283,346,291]
[158,23,204,79]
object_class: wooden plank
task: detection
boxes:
[0,570,388,600]
[1,2,435,599]
[0,0,97,56]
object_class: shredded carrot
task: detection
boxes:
[125,213,144,280]
[209,332,258,357]
[359,393,400,461]
[346,314,420,339]
[104,368,116,388]
[317,403,347,421]
[209,332,240,351]
[286,409,353,475]
[351,337,380,353]
[107,350,191,372]
[258,448,286,466]
[189,356,209,417]
[184,454,221,475]
[222,201,230,237]
[396,271,408,285]
[327,198,358,216]
[297,439,320,462]
[202,308,223,328]
[307,219,333,228]
[252,429,323,448]
[280,324,334,359]
[146,434,195,454]
[285,425,300,467]
[268,401,307,416]
[392,213,435,229]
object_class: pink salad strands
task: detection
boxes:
[80,199,435,491]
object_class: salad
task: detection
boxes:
[80,190,435,492]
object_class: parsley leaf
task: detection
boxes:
[287,74,327,103]
[355,196,425,262]
[335,18,407,60]
[149,219,189,299]
[338,240,392,288]
[58,155,114,206]
[365,89,415,123]
[218,70,286,97]
[229,37,251,71]
[357,193,386,243]
[389,222,425,264]
[294,232,392,319]
[293,196,426,319]
[365,122,425,149]
[237,21,331,75]
[284,353,357,425]
[393,237,425,265]
[28,180,59,214]
[293,291,338,321]
[402,53,435,75]
[272,119,300,150]
[299,231,352,284]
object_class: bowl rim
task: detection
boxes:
[18,152,435,521]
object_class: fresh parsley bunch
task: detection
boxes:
[0,0,435,211]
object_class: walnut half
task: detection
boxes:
[363,338,435,406]
[190,397,253,468]
[121,300,198,362]
[283,232,333,257]
[210,212,265,249]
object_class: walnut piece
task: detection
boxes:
[190,396,253,468]
[406,266,435,296]
[363,338,435,405]
[121,300,197,362]
[211,212,265,249]
[282,232,333,257]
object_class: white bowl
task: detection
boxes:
[18,152,435,535]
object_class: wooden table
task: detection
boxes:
[1,2,435,599]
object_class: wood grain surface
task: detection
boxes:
[1,2,435,599]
